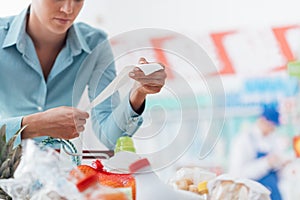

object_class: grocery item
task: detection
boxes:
[76,174,128,200]
[293,135,300,157]
[0,139,80,200]
[176,178,193,191]
[69,165,98,181]
[0,125,25,200]
[198,181,209,200]
[70,160,136,200]
[103,135,139,173]
[129,158,199,200]
[169,166,216,196]
[207,174,271,200]
[115,136,136,153]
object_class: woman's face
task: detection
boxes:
[30,0,84,35]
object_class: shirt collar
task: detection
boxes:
[67,24,91,55]
[2,7,28,49]
[2,6,92,55]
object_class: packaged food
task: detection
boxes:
[76,174,128,200]
[198,181,209,200]
[169,166,216,196]
[207,174,271,200]
[70,160,135,200]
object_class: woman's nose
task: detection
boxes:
[60,0,73,14]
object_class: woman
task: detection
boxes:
[0,0,166,149]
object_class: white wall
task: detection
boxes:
[2,0,300,33]
[78,0,300,35]
[0,0,30,17]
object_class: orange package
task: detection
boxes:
[76,173,128,200]
[70,160,136,200]
[293,135,300,157]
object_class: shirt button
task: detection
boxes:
[132,117,138,122]
[37,106,43,111]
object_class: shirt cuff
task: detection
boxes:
[114,94,144,137]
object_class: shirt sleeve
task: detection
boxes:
[87,41,143,150]
[0,116,23,146]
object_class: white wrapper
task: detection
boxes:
[0,140,80,200]
[207,174,271,200]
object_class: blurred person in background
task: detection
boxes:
[229,104,291,200]
[0,0,166,150]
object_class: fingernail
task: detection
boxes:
[129,72,135,77]
[134,67,140,71]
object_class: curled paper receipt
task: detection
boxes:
[85,63,164,111]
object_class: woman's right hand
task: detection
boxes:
[21,106,89,140]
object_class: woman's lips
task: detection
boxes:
[54,18,71,25]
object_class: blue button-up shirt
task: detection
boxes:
[0,8,143,150]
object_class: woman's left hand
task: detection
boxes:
[128,57,167,112]
[129,57,167,95]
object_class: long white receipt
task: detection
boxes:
[85,63,163,111]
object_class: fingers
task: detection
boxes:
[130,69,166,85]
[141,85,163,93]
[40,106,89,140]
[63,125,83,140]
[72,132,80,138]
[139,57,148,64]
[65,107,89,135]
[129,59,167,95]
[73,108,89,120]
[73,110,88,133]
[129,67,145,77]
[135,58,166,77]
[62,132,80,140]
[76,125,85,132]
[138,58,166,69]
[157,62,166,69]
[73,119,86,134]
[133,77,165,87]
[77,118,87,126]
[130,63,166,79]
